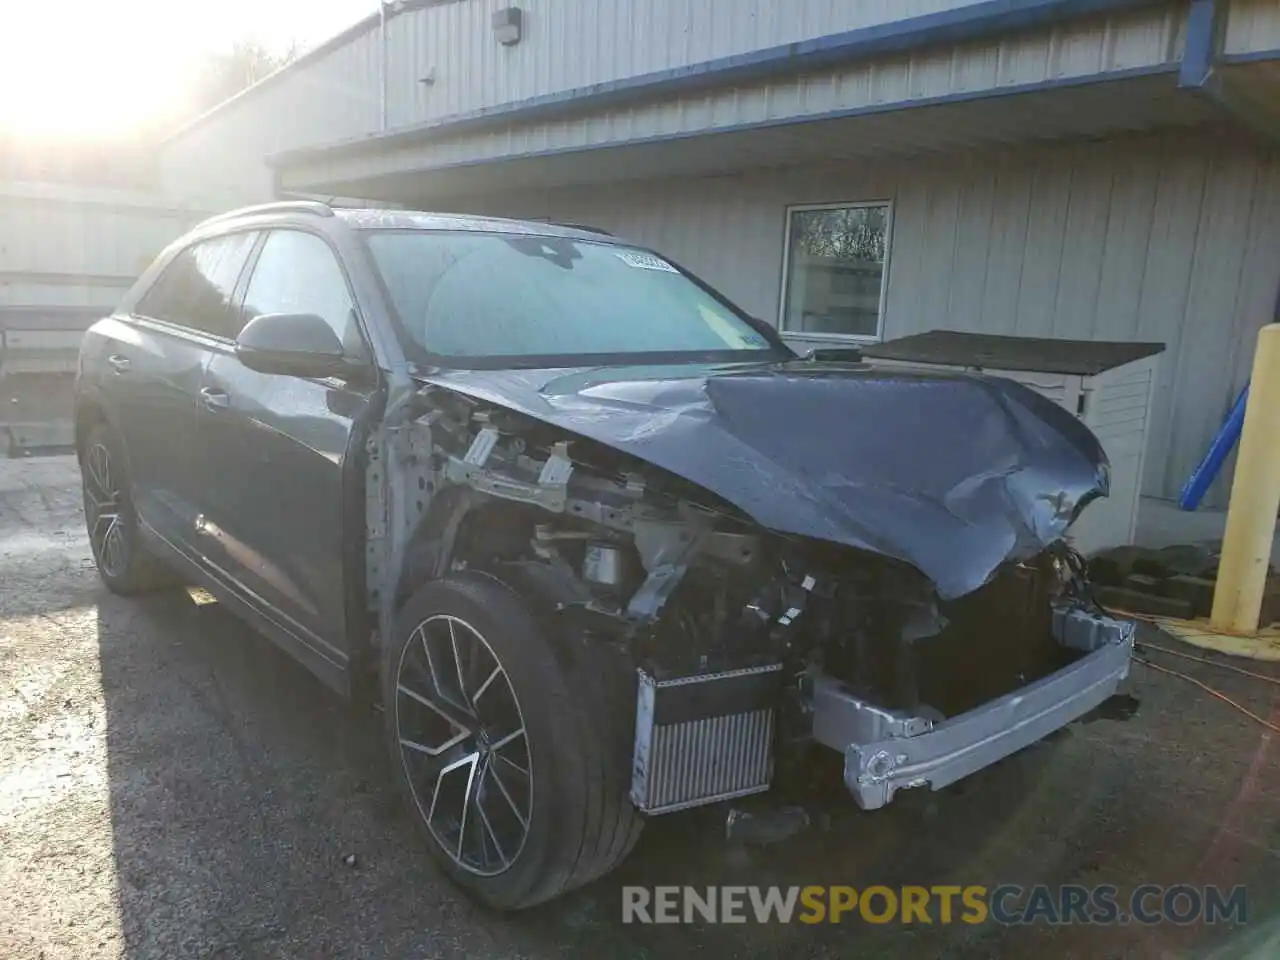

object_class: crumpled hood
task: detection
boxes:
[418,360,1109,599]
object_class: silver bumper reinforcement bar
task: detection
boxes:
[807,603,1135,811]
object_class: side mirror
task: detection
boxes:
[235,313,348,378]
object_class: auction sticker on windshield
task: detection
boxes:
[614,249,681,272]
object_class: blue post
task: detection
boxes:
[1179,384,1250,511]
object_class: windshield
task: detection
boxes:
[363,229,784,367]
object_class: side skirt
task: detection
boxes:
[138,523,351,698]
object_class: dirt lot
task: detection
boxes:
[1,455,1278,959]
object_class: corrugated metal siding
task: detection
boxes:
[384,0,1029,128]
[448,129,1280,507]
[0,185,202,312]
[167,0,1198,207]
[170,0,991,206]
[162,0,1280,209]
[160,30,383,209]
[304,5,1186,185]
[1224,0,1280,55]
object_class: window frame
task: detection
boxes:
[238,226,374,363]
[133,229,261,341]
[358,227,793,371]
[777,200,894,344]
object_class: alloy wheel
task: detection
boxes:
[394,614,533,876]
[84,441,127,578]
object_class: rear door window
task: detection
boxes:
[136,232,258,338]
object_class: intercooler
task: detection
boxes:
[630,663,782,814]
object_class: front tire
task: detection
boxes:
[384,572,642,909]
[80,422,175,594]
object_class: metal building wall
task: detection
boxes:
[0,182,203,311]
[379,0,1121,127]
[163,0,1224,209]
[448,128,1280,508]
[161,0,1042,208]
[1224,0,1280,54]
[159,28,383,210]
[0,182,207,451]
[282,2,1191,193]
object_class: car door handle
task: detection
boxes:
[106,354,131,374]
[199,387,230,412]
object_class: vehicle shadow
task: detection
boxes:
[96,589,1278,959]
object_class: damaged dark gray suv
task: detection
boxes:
[74,202,1135,909]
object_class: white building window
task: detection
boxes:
[780,202,891,339]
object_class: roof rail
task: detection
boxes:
[552,221,613,236]
[198,200,335,227]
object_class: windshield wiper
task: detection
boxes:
[804,346,865,363]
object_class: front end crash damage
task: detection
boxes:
[809,603,1134,811]
[365,362,1135,816]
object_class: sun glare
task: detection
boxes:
[0,4,192,137]
[0,1,371,140]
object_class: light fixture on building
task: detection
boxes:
[493,7,524,46]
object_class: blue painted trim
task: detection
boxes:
[1220,48,1280,66]
[280,64,1179,183]
[271,0,1164,166]
[1179,0,1220,88]
[1178,0,1280,141]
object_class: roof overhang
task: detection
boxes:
[273,0,1172,168]
[275,70,1221,203]
[1178,0,1280,143]
[270,0,1280,203]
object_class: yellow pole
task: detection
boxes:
[1211,323,1280,634]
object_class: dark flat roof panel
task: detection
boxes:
[861,330,1166,376]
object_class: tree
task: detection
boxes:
[0,38,301,187]
[793,206,888,263]
[187,39,300,116]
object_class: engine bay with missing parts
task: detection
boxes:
[370,379,1136,816]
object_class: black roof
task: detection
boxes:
[861,330,1166,377]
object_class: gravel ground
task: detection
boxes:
[1,454,1279,959]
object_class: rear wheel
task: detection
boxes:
[80,422,176,594]
[384,572,642,909]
